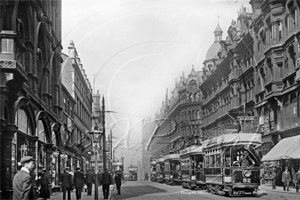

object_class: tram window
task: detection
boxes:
[224,147,231,167]
[205,156,209,167]
[216,154,221,167]
[211,155,215,167]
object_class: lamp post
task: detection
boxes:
[89,127,103,200]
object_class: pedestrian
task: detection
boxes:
[270,168,277,189]
[259,164,265,185]
[73,167,85,200]
[12,156,35,200]
[101,168,113,199]
[61,167,73,200]
[38,168,51,200]
[85,170,93,196]
[114,169,123,195]
[144,171,149,181]
[295,168,300,193]
[282,166,291,191]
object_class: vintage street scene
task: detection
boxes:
[1,0,300,200]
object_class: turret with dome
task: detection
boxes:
[205,23,223,61]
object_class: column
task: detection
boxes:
[45,144,54,176]
[29,135,39,197]
[1,124,17,199]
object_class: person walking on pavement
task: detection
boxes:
[12,156,35,200]
[101,168,113,199]
[61,167,73,200]
[73,167,85,200]
[270,168,277,189]
[38,168,51,200]
[282,166,291,191]
[295,168,300,193]
[144,171,149,181]
[85,170,93,196]
[114,169,123,195]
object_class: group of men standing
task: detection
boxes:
[61,167,123,200]
[12,156,124,200]
[266,166,300,193]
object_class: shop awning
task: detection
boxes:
[262,135,300,161]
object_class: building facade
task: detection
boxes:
[0,0,63,198]
[250,0,300,156]
[200,6,256,140]
[62,41,93,172]
[147,68,203,158]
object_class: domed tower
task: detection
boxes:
[214,24,223,42]
[205,24,223,61]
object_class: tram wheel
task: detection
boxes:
[225,190,233,197]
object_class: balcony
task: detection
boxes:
[0,30,27,81]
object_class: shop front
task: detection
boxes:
[262,134,300,186]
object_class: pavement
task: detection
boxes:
[258,184,300,195]
[47,182,299,200]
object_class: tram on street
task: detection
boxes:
[150,159,157,182]
[203,133,261,196]
[180,144,206,190]
[164,153,181,185]
[156,157,165,183]
[128,165,138,181]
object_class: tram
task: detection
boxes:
[128,165,138,181]
[150,159,157,182]
[164,153,181,185]
[180,144,206,190]
[203,133,261,196]
[156,157,165,183]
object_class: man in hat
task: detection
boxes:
[73,167,85,200]
[114,169,123,195]
[101,168,113,199]
[60,167,73,200]
[234,150,255,167]
[38,168,50,200]
[85,170,93,196]
[282,166,291,191]
[13,156,35,200]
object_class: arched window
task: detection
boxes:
[38,120,47,143]
[15,108,32,135]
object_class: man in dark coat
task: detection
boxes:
[101,168,113,199]
[38,168,50,200]
[85,170,93,196]
[13,156,35,200]
[282,166,291,191]
[73,167,85,200]
[114,169,123,195]
[61,167,73,200]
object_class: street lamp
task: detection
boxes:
[89,126,103,200]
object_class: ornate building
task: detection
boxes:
[200,6,256,140]
[0,0,63,198]
[146,67,203,158]
[250,0,300,155]
[61,41,93,172]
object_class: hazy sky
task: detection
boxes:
[61,0,251,167]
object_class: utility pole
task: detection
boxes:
[110,129,113,171]
[102,96,106,170]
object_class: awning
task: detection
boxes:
[262,135,300,161]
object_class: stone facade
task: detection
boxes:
[147,67,203,158]
[0,0,63,198]
[61,41,93,172]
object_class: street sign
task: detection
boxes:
[237,116,255,121]
[93,140,100,149]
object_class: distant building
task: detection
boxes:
[146,67,203,158]
[62,41,93,172]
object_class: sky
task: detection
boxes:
[61,0,251,169]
